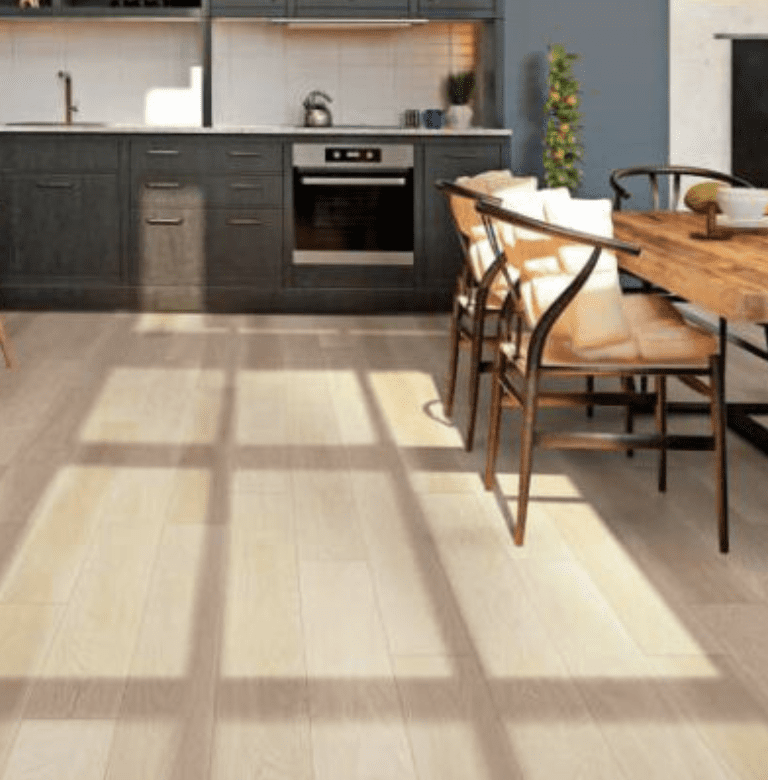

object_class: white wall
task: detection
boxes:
[670,0,768,172]
[0,19,474,128]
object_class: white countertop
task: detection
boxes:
[0,123,512,136]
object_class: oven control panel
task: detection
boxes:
[325,147,382,163]
[294,143,413,170]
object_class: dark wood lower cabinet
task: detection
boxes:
[5,173,121,283]
[0,132,511,313]
[420,140,508,289]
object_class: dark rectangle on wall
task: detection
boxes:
[732,39,768,187]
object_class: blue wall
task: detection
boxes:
[503,0,669,199]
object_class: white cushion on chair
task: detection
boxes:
[496,187,571,242]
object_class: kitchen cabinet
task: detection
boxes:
[420,138,508,288]
[293,0,409,17]
[0,135,122,296]
[129,135,284,309]
[417,0,496,18]
[210,0,287,16]
[0,0,201,19]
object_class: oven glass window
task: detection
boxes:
[294,170,414,252]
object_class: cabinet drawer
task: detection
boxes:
[132,176,207,208]
[210,140,283,173]
[10,135,119,172]
[131,137,282,175]
[132,207,205,286]
[208,175,282,207]
[207,208,282,285]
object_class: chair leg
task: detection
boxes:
[514,382,539,547]
[444,301,463,418]
[465,308,488,452]
[622,375,635,457]
[655,374,667,493]
[0,316,16,369]
[586,375,594,418]
[484,350,506,490]
[710,354,729,553]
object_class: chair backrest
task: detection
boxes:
[436,179,506,290]
[609,165,753,211]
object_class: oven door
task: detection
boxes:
[293,168,414,271]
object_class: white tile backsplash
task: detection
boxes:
[0,19,475,128]
[670,0,768,173]
[213,20,476,127]
[0,21,202,126]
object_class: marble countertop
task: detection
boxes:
[0,123,512,136]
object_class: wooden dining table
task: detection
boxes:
[613,210,768,453]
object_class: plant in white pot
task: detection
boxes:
[447,70,475,130]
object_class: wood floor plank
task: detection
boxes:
[301,561,418,780]
[0,466,114,604]
[394,654,523,780]
[0,720,115,780]
[0,605,63,777]
[24,521,163,718]
[104,524,224,780]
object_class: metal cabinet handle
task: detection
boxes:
[229,182,264,191]
[36,181,75,189]
[444,154,483,160]
[227,150,263,158]
[147,149,181,156]
[145,181,181,189]
[226,218,264,226]
[146,217,184,226]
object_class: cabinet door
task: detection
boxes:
[421,141,505,288]
[417,0,495,17]
[206,208,282,286]
[294,0,409,17]
[8,173,121,282]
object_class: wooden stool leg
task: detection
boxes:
[0,316,16,369]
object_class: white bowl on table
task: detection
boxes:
[715,187,768,222]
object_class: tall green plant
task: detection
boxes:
[543,44,583,191]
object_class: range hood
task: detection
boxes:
[269,18,428,29]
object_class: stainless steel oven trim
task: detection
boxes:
[299,176,408,187]
[293,250,414,266]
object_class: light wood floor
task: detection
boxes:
[1,310,768,780]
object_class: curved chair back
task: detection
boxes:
[609,165,753,211]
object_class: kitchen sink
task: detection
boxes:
[5,121,106,127]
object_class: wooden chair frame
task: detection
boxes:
[476,198,729,553]
[0,315,15,369]
[435,179,511,452]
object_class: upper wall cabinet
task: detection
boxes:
[292,0,409,17]
[0,0,201,18]
[210,0,287,16]
[417,0,495,18]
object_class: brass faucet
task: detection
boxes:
[57,71,78,124]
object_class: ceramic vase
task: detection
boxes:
[447,103,473,130]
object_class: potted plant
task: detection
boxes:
[446,70,475,130]
[543,44,583,192]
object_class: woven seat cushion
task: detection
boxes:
[516,295,717,367]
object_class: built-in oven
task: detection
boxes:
[292,143,414,287]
